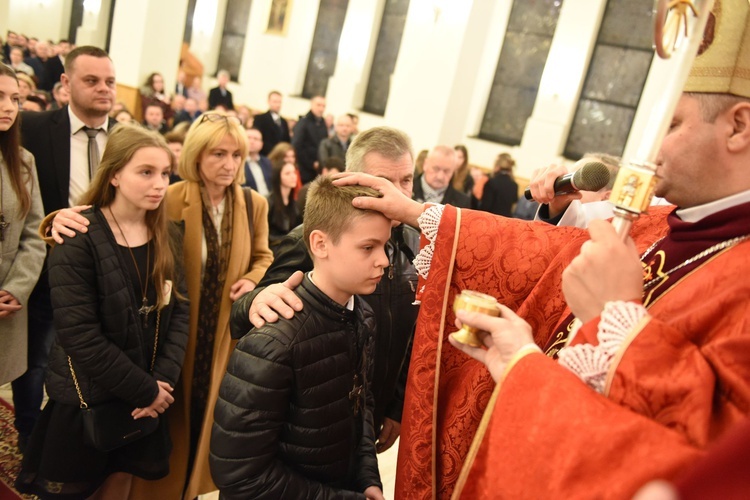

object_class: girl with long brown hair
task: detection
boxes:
[0,63,46,386]
[16,124,189,500]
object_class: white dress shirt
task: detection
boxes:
[68,108,108,206]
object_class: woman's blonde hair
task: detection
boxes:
[178,112,248,184]
[79,123,178,307]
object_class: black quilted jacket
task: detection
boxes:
[44,208,189,409]
[210,275,382,499]
[230,223,420,431]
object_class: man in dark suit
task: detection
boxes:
[208,69,234,110]
[243,127,273,196]
[175,69,189,98]
[13,45,116,452]
[40,39,70,91]
[292,95,328,184]
[254,90,291,156]
[412,146,471,208]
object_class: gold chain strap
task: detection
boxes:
[149,312,161,373]
[68,310,161,409]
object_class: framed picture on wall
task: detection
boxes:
[267,0,292,35]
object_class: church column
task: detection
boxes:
[75,0,113,48]
[515,0,607,177]
[383,0,480,152]
[108,0,190,98]
[325,0,385,117]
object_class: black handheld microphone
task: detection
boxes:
[523,161,611,200]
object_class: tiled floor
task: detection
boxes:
[0,384,398,499]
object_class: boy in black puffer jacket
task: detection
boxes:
[210,177,387,500]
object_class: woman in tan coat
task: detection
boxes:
[130,112,273,499]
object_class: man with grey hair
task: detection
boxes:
[208,69,234,110]
[413,145,470,207]
[230,126,419,454]
[318,114,354,165]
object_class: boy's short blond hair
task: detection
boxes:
[303,176,384,251]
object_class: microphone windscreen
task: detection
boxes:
[572,161,610,192]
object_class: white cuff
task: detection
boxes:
[414,204,445,280]
[558,301,648,393]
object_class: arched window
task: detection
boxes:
[217,0,252,81]
[479,0,564,145]
[302,0,350,98]
[362,0,410,116]
[564,0,654,159]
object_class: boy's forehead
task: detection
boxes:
[334,211,389,238]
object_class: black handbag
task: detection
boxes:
[68,312,161,452]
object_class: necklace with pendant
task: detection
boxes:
[109,208,154,328]
[641,234,750,292]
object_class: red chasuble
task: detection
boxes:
[396,206,720,499]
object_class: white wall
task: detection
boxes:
[5,0,72,42]
[76,0,113,48]
[109,0,189,89]
[235,0,322,119]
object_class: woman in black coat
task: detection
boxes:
[16,125,189,500]
[479,152,519,217]
[266,161,301,253]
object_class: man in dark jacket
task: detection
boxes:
[292,95,328,183]
[211,177,386,499]
[230,126,419,455]
[14,45,116,452]
[318,113,353,166]
[254,90,291,156]
[208,69,234,110]
[412,145,471,208]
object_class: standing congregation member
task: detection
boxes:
[254,90,290,156]
[230,127,420,455]
[334,1,750,496]
[479,152,518,217]
[211,177,385,500]
[242,127,272,196]
[266,161,301,253]
[16,125,189,500]
[413,146,470,208]
[0,64,46,387]
[139,72,172,123]
[207,70,234,111]
[128,111,273,500]
[292,95,328,183]
[15,45,116,453]
[317,114,354,166]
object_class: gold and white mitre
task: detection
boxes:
[684,0,750,98]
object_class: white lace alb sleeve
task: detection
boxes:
[557,301,648,393]
[413,204,445,280]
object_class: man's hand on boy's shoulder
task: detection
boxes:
[249,270,305,328]
[364,486,385,500]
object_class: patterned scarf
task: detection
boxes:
[189,183,234,464]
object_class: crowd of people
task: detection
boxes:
[2,1,750,497]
